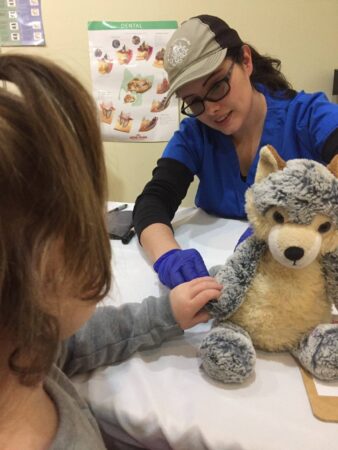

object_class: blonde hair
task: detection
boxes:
[0,54,111,385]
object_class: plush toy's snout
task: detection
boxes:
[268,224,321,269]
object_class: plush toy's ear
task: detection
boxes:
[327,154,338,177]
[255,145,286,183]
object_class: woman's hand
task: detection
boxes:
[154,248,209,288]
[169,276,222,330]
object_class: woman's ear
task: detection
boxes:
[241,44,253,76]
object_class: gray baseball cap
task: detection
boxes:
[164,15,243,104]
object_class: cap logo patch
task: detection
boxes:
[167,38,191,67]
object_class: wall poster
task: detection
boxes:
[0,0,45,46]
[88,21,179,142]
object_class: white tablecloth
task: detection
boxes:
[72,207,338,450]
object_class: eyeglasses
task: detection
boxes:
[181,61,235,118]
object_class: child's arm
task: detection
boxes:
[58,277,221,377]
[58,296,181,377]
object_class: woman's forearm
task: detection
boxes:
[140,223,181,262]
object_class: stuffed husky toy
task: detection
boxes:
[200,145,338,383]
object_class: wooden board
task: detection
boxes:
[300,367,338,422]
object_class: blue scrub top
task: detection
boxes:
[162,86,338,219]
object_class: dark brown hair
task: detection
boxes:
[227,44,297,99]
[0,54,111,385]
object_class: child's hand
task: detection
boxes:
[169,276,222,330]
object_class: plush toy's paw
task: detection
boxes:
[208,265,223,277]
[291,324,338,381]
[203,298,225,315]
[199,322,256,383]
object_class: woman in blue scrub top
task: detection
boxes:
[133,15,338,290]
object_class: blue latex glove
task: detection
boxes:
[153,248,209,289]
[234,225,253,250]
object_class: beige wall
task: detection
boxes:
[5,0,338,205]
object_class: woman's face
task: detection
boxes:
[177,46,255,136]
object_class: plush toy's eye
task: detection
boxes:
[318,221,331,233]
[272,211,284,224]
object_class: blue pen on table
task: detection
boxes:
[111,203,128,212]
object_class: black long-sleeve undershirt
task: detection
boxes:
[133,158,194,238]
